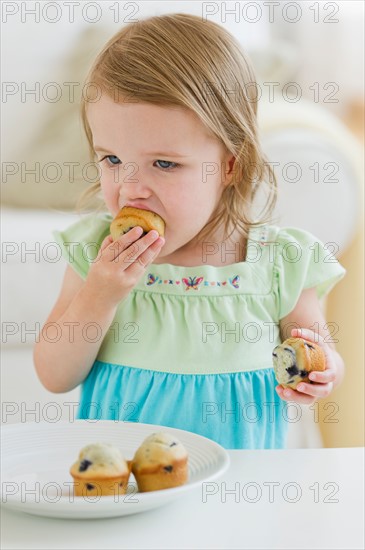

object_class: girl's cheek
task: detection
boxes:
[100,179,119,213]
[100,171,117,190]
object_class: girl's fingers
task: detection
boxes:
[295,381,333,399]
[106,227,145,261]
[291,327,325,346]
[276,380,333,403]
[95,227,164,276]
[95,235,114,261]
[121,231,161,266]
[276,385,317,405]
[309,369,336,383]
[101,235,114,249]
[126,236,165,277]
[291,327,337,373]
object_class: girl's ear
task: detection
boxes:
[223,155,236,187]
[228,156,235,173]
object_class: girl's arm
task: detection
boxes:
[34,228,164,394]
[277,287,345,404]
[33,264,118,393]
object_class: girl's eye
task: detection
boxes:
[100,155,121,166]
[155,160,180,170]
[98,156,180,170]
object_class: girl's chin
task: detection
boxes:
[153,247,169,263]
[153,243,180,264]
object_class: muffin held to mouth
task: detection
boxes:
[110,206,166,241]
[272,337,326,389]
[131,432,188,492]
[70,442,132,497]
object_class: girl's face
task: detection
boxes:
[87,94,234,263]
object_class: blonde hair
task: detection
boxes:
[77,12,277,244]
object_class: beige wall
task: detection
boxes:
[320,103,365,448]
[319,220,365,447]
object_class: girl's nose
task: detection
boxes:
[120,175,152,201]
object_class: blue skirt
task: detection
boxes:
[76,361,290,450]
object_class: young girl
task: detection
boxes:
[34,13,346,449]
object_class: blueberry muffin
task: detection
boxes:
[272,337,326,389]
[131,432,188,492]
[70,442,131,497]
[110,206,165,240]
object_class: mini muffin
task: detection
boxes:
[110,206,165,240]
[272,337,326,389]
[131,432,188,492]
[70,442,131,497]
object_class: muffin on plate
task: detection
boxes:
[131,432,188,492]
[70,442,131,497]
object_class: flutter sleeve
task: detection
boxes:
[52,212,112,280]
[273,226,347,320]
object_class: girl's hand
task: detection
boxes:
[275,328,338,405]
[84,226,164,308]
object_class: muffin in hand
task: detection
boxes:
[110,206,165,240]
[131,432,188,492]
[70,442,131,497]
[272,337,326,389]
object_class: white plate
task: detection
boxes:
[1,420,230,519]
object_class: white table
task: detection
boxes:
[1,447,364,550]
